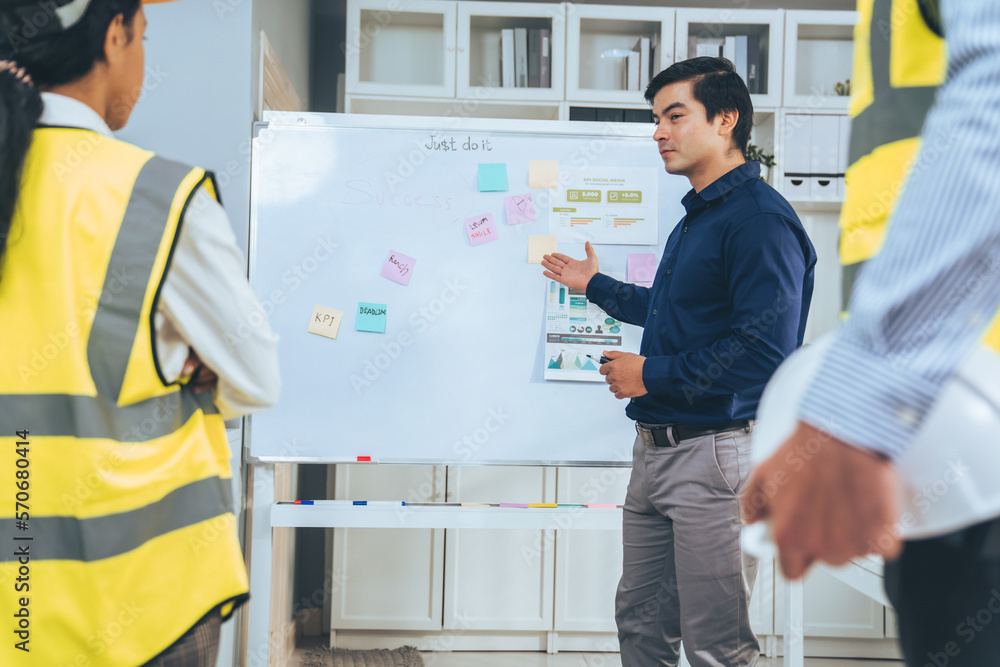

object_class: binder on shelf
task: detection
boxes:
[501,28,515,88]
[734,35,748,86]
[650,32,660,79]
[746,34,761,93]
[514,27,528,87]
[539,28,551,88]
[625,51,640,91]
[723,35,736,64]
[528,29,541,87]
[692,37,724,58]
[633,36,650,91]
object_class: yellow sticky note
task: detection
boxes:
[528,235,558,264]
[307,305,344,340]
[529,160,558,188]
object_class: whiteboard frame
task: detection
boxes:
[246,111,661,465]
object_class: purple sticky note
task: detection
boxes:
[628,253,658,285]
[504,193,536,225]
[380,250,416,286]
[465,213,499,246]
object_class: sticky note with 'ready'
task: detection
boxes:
[465,213,499,246]
[529,160,558,188]
[381,250,416,286]
[356,302,387,333]
[307,305,343,340]
[627,253,658,285]
[528,235,558,264]
[478,163,508,192]
[504,194,536,225]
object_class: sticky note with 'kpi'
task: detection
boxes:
[307,305,343,340]
[529,160,558,188]
[356,302,387,333]
[528,235,558,264]
[504,193,536,225]
[478,163,508,192]
[465,213,499,246]
[381,250,416,286]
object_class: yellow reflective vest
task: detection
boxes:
[0,127,249,667]
[841,0,1000,351]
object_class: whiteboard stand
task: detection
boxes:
[244,462,624,666]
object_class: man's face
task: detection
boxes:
[105,7,147,131]
[651,80,732,179]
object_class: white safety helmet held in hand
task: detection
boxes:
[751,332,1000,541]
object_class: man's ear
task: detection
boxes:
[717,108,739,139]
[104,13,130,64]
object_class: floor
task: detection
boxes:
[289,638,905,667]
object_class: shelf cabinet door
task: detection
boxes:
[346,0,457,98]
[564,5,675,105]
[783,10,857,110]
[675,9,785,109]
[444,466,556,631]
[776,568,886,639]
[457,1,565,102]
[330,465,445,631]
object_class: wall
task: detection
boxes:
[252,0,313,114]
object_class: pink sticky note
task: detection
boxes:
[380,250,417,286]
[627,253,658,285]
[504,193,536,225]
[465,213,499,246]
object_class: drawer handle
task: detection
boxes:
[791,179,804,186]
[818,180,831,186]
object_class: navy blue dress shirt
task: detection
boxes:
[586,161,817,427]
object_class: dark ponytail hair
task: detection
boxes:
[0,0,141,260]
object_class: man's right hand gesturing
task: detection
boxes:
[541,241,599,291]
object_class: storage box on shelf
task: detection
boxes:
[783,11,857,110]
[565,5,674,105]
[674,8,785,108]
[780,111,850,203]
[458,2,565,102]
[346,0,457,98]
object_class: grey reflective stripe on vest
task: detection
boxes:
[0,384,218,441]
[847,0,940,165]
[0,476,232,563]
[87,155,194,401]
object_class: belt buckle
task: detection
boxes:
[636,423,677,448]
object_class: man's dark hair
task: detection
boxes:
[644,56,753,159]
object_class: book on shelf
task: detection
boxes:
[733,35,748,87]
[528,29,541,88]
[633,36,650,91]
[539,28,550,88]
[689,36,723,58]
[746,33,762,94]
[514,27,528,87]
[500,28,515,87]
[625,51,640,91]
[650,32,660,79]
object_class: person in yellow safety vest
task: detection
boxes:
[0,1,281,666]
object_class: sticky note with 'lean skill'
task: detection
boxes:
[356,302,387,333]
[529,160,558,188]
[504,194,536,225]
[465,213,499,246]
[380,250,416,286]
[478,163,508,192]
[528,236,558,264]
[307,305,343,340]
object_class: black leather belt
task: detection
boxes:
[635,420,752,447]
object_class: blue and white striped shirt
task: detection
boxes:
[799,0,1000,460]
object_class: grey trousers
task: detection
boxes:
[615,429,759,667]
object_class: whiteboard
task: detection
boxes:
[247,112,689,463]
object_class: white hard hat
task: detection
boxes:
[751,332,1000,540]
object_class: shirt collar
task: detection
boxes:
[681,161,761,214]
[38,92,113,137]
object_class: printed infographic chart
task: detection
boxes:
[544,278,627,382]
[548,166,659,245]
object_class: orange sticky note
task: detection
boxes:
[528,236,558,264]
[529,160,558,188]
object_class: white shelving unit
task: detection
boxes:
[674,8,785,109]
[783,10,857,110]
[565,5,674,105]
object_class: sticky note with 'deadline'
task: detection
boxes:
[478,163,508,192]
[465,213,499,246]
[528,235,558,264]
[504,193,535,225]
[307,305,343,340]
[356,302,387,333]
[381,250,416,286]
[529,160,558,188]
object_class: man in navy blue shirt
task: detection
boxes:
[543,58,816,666]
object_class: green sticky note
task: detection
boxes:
[356,302,387,333]
[478,163,508,192]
